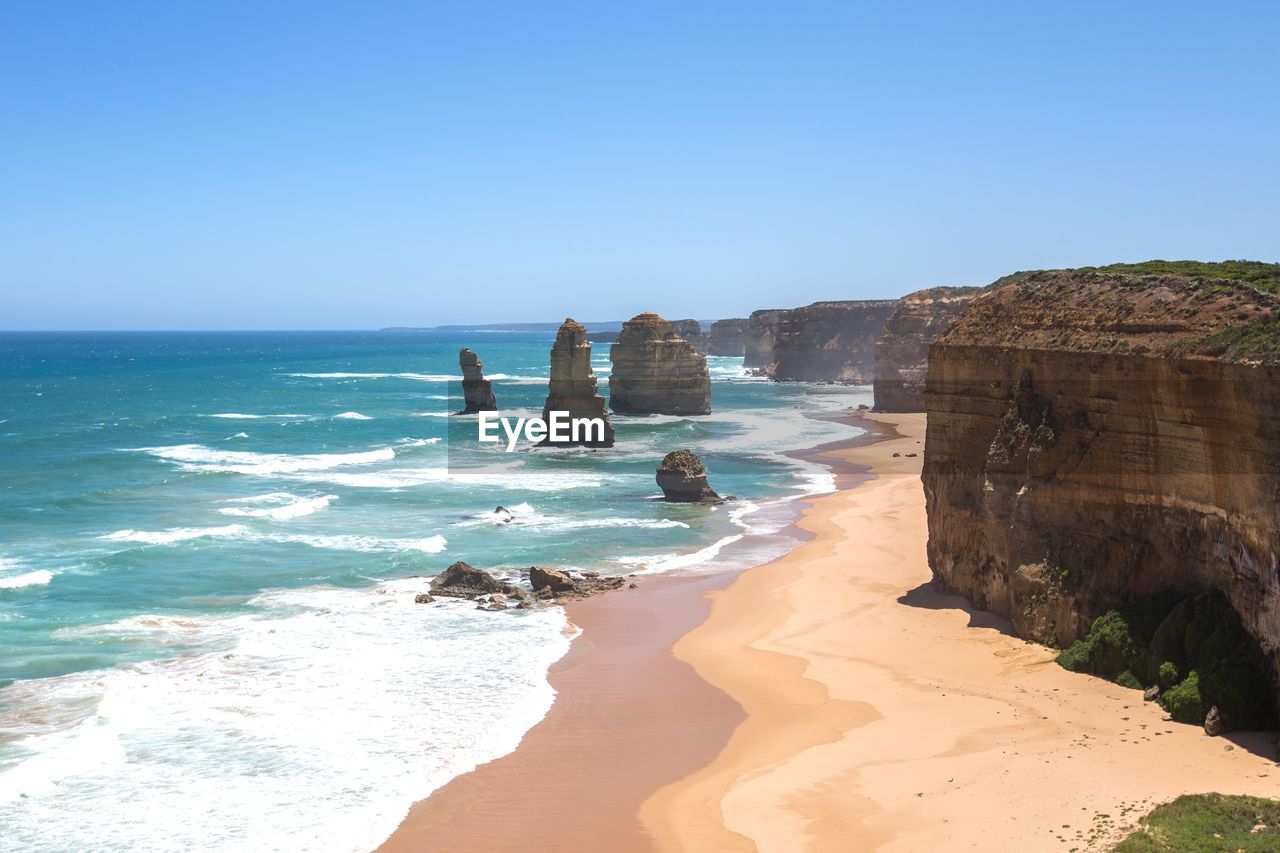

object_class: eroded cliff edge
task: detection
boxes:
[771,299,897,382]
[873,286,981,411]
[922,263,1280,692]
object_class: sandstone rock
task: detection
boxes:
[456,348,497,414]
[530,566,575,593]
[609,313,711,416]
[670,319,707,354]
[542,319,615,447]
[770,300,898,382]
[873,286,982,412]
[921,263,1280,693]
[743,309,783,370]
[1205,705,1224,736]
[656,449,723,503]
[429,561,520,599]
[1144,686,1160,702]
[413,593,435,604]
[708,318,748,356]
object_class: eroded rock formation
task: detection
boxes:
[770,300,898,382]
[609,313,711,415]
[708,318,748,356]
[671,319,707,354]
[457,348,498,414]
[656,449,723,503]
[873,287,981,411]
[543,318,615,447]
[743,309,783,370]
[922,263,1280,692]
[430,561,526,601]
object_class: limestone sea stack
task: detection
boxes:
[655,449,723,503]
[872,287,981,411]
[670,319,707,354]
[608,313,712,415]
[456,348,497,414]
[743,309,783,370]
[542,318,615,447]
[708,318,748,356]
[921,261,1280,696]
[771,300,898,382]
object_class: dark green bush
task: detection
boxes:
[1161,670,1204,724]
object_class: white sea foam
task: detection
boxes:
[455,502,689,532]
[399,437,442,447]
[101,525,249,546]
[286,372,457,382]
[207,413,307,420]
[0,579,572,852]
[334,411,372,420]
[137,444,396,476]
[218,493,338,521]
[0,567,54,590]
[100,523,447,555]
[613,533,745,574]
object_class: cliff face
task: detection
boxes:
[743,309,783,370]
[770,300,898,382]
[922,267,1280,687]
[873,287,981,411]
[708,319,747,356]
[542,318,615,447]
[457,348,497,414]
[670,319,707,354]
[609,313,711,415]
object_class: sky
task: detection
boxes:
[2,1,1278,330]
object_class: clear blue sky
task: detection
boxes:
[2,1,1277,330]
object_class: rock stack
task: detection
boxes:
[708,318,748,356]
[456,348,497,414]
[744,309,783,370]
[609,313,712,415]
[656,449,723,503]
[670,319,707,354]
[542,318,615,447]
[873,287,981,412]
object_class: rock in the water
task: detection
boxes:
[744,309,783,370]
[414,593,435,604]
[457,348,497,414]
[708,318,748,356]
[670,319,707,354]
[873,286,982,412]
[770,300,898,382]
[429,561,520,599]
[542,319,615,447]
[609,313,711,416]
[530,566,575,593]
[1204,705,1224,736]
[656,449,723,504]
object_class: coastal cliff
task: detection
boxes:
[922,262,1280,698]
[542,318,615,447]
[771,300,897,382]
[743,309,782,370]
[609,313,711,415]
[873,287,981,411]
[708,319,747,356]
[671,319,707,354]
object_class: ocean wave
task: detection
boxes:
[612,533,745,574]
[334,411,372,420]
[99,523,447,555]
[455,503,688,532]
[206,413,307,420]
[286,372,457,382]
[218,493,338,521]
[101,525,249,546]
[0,580,571,851]
[136,444,396,476]
[399,437,442,447]
[0,569,54,590]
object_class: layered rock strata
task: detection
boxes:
[743,309,783,370]
[542,318,615,447]
[708,318,748,356]
[671,319,707,354]
[922,263,1280,690]
[457,348,497,414]
[873,287,981,411]
[770,300,898,382]
[609,313,711,415]
[656,449,723,503]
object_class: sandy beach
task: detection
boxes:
[382,412,1280,851]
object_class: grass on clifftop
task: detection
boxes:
[1073,260,1280,293]
[1114,794,1280,851]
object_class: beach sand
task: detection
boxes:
[381,412,1280,851]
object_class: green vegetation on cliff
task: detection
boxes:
[1076,259,1280,293]
[1114,794,1280,851]
[1057,592,1276,730]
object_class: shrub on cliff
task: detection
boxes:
[1161,670,1205,724]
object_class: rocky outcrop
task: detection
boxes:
[743,309,783,370]
[457,348,498,414]
[529,566,626,599]
[770,300,898,382]
[430,561,526,601]
[542,318,615,447]
[873,287,981,411]
[671,320,707,354]
[708,319,748,356]
[609,313,711,415]
[656,449,723,503]
[922,263,1280,693]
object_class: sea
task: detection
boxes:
[0,330,869,852]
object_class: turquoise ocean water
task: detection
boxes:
[0,331,868,851]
